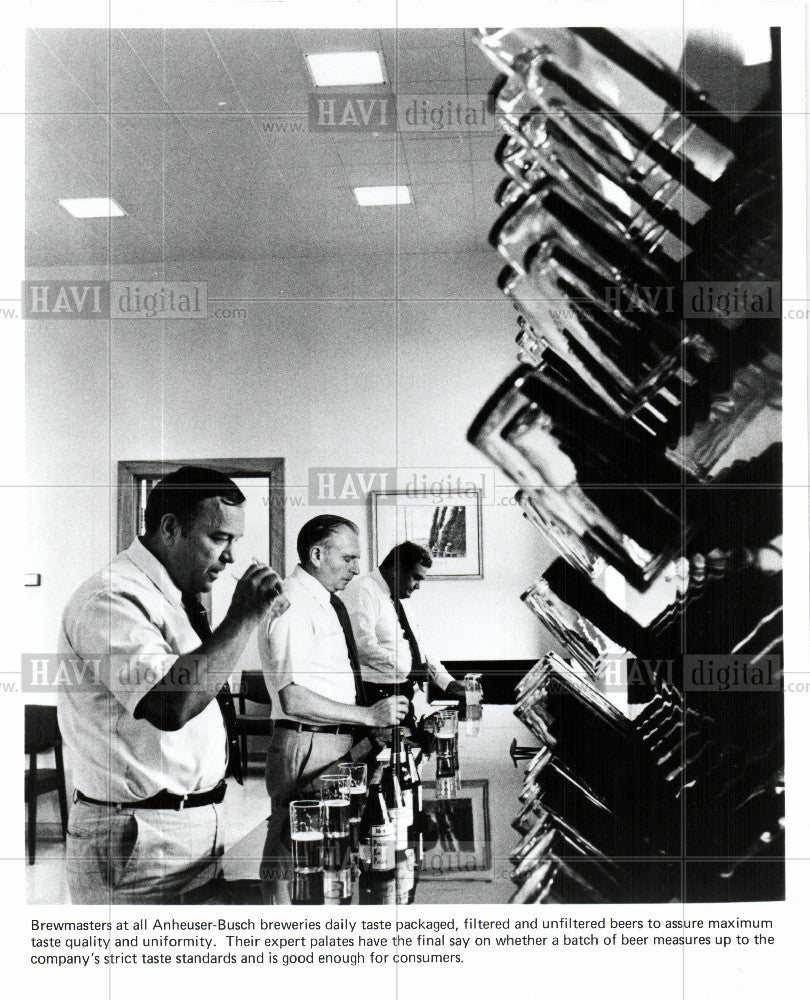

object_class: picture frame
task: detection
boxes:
[370,488,484,579]
[419,779,493,881]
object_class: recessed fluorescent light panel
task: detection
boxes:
[353,185,412,207]
[305,51,385,87]
[58,197,127,218]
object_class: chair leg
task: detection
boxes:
[55,743,69,838]
[27,755,37,865]
[240,733,248,775]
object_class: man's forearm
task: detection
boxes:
[280,683,374,726]
[136,613,259,730]
[428,658,463,694]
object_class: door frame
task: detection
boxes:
[116,458,286,576]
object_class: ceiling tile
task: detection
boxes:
[401,133,470,162]
[259,132,340,165]
[26,118,108,197]
[294,29,383,55]
[406,159,472,187]
[466,76,500,95]
[208,29,311,114]
[395,47,465,84]
[26,32,101,114]
[378,29,468,82]
[30,29,109,110]
[343,164,411,188]
[118,30,170,93]
[471,159,505,193]
[336,137,407,167]
[161,31,246,113]
[396,29,469,50]
[411,181,475,215]
[395,79,470,99]
[468,134,501,161]
[465,38,500,77]
[110,31,175,113]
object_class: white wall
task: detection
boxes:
[25,249,561,685]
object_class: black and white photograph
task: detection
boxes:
[7,0,809,997]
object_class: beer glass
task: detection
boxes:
[464,674,483,735]
[289,800,324,874]
[319,774,352,872]
[436,754,461,800]
[434,707,458,739]
[434,707,458,756]
[336,762,367,853]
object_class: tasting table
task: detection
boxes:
[184,706,526,905]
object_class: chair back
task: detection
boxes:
[236,671,272,708]
[25,704,60,756]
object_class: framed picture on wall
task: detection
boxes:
[370,488,483,579]
[419,779,493,881]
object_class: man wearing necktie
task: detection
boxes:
[258,515,408,901]
[343,541,466,725]
[58,466,289,903]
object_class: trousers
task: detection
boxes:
[260,726,354,903]
[65,797,224,904]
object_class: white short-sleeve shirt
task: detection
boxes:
[342,568,456,690]
[57,538,227,800]
[258,564,357,720]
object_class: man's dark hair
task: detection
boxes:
[143,466,245,534]
[380,540,433,576]
[297,514,358,565]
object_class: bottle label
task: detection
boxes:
[389,807,409,850]
[402,789,414,827]
[370,825,396,870]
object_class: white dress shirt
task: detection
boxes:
[57,538,227,801]
[258,564,357,721]
[342,568,456,690]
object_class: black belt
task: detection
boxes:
[274,720,358,736]
[366,679,417,702]
[74,780,227,811]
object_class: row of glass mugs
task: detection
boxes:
[289,763,368,905]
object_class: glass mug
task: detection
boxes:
[336,762,368,853]
[289,800,324,874]
[319,774,352,871]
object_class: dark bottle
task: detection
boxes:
[406,741,424,867]
[359,775,396,875]
[395,847,417,905]
[383,735,410,853]
[390,727,415,834]
[358,866,396,905]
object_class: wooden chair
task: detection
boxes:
[234,671,273,775]
[25,705,68,864]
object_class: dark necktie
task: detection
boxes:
[394,598,426,686]
[329,593,368,707]
[182,594,243,784]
